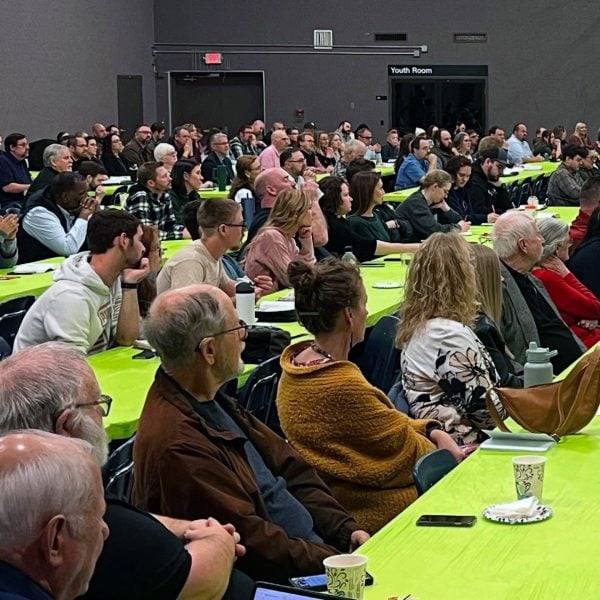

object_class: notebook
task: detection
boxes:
[11,263,58,274]
[480,430,556,452]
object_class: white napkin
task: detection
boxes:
[486,497,539,519]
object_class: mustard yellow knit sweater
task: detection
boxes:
[277,342,436,535]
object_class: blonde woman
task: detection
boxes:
[329,132,343,162]
[397,233,504,444]
[471,244,523,387]
[244,188,315,290]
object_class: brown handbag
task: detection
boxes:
[485,347,600,439]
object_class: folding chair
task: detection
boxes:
[0,296,35,350]
[413,448,459,496]
[103,435,136,503]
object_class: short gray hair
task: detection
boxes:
[0,343,94,433]
[43,143,70,168]
[0,430,96,553]
[343,139,365,158]
[538,218,569,262]
[144,289,227,368]
[210,132,228,146]
[492,212,537,259]
[153,142,176,162]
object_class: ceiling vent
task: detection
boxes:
[313,30,333,49]
[454,33,487,43]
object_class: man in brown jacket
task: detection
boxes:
[133,284,369,582]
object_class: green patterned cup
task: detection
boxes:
[323,554,368,600]
[513,455,546,501]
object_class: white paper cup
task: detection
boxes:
[323,554,368,599]
[513,455,546,501]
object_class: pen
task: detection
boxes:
[0,275,20,280]
[491,204,496,214]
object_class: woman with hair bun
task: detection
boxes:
[276,258,464,534]
[397,233,504,444]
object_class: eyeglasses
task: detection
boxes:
[223,222,246,229]
[75,394,113,417]
[195,319,249,350]
[287,158,306,163]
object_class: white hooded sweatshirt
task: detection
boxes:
[13,252,122,354]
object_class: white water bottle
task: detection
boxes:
[341,246,358,265]
[235,281,255,326]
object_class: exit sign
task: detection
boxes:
[204,52,223,65]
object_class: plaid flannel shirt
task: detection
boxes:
[125,186,184,240]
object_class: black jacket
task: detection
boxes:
[201,152,235,184]
[467,161,513,216]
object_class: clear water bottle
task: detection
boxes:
[341,246,358,266]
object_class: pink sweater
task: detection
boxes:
[245,228,315,290]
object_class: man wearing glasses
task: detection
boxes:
[121,124,154,168]
[157,197,272,297]
[201,133,235,184]
[0,342,253,600]
[134,284,370,583]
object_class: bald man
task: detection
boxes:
[0,431,108,600]
[258,130,290,170]
[134,284,369,583]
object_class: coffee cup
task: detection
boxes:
[323,554,368,600]
[513,455,546,501]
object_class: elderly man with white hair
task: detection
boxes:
[0,342,253,600]
[332,139,367,180]
[0,430,109,600]
[27,143,73,198]
[492,211,584,371]
[201,133,235,184]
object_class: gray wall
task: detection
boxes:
[153,0,600,140]
[1,0,156,140]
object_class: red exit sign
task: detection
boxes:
[203,52,223,65]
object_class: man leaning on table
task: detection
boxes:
[17,172,100,264]
[13,209,149,354]
[546,144,587,206]
[157,197,272,297]
[133,284,370,583]
[0,343,254,600]
[395,136,437,190]
[506,123,544,164]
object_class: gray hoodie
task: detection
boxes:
[13,251,122,354]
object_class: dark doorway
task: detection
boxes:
[117,75,144,141]
[169,71,264,137]
[391,79,486,134]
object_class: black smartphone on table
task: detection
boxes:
[416,514,477,527]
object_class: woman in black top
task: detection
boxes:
[315,131,336,169]
[228,155,261,225]
[170,159,202,225]
[319,176,419,262]
[101,134,130,176]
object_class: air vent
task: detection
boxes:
[313,29,333,49]
[454,33,487,43]
[374,33,407,42]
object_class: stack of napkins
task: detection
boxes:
[485,497,539,519]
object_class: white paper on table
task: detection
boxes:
[257,301,295,312]
[12,263,58,274]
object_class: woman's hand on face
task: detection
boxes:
[544,254,569,277]
[298,225,313,240]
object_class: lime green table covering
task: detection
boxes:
[358,415,600,599]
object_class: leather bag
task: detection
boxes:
[485,347,600,439]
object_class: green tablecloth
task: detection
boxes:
[358,414,600,599]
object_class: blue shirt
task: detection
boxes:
[507,135,533,164]
[0,152,32,208]
[395,154,427,189]
[0,561,53,600]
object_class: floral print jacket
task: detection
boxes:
[401,318,505,444]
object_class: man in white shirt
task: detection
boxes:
[17,172,100,264]
[14,209,149,354]
[507,123,544,164]
[356,127,382,163]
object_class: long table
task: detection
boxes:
[97,257,410,440]
[383,160,560,203]
[358,412,600,599]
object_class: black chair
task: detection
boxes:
[102,435,135,503]
[239,355,283,436]
[0,336,11,360]
[357,314,401,393]
[413,448,459,496]
[0,296,35,350]
[532,175,549,203]
[102,184,129,207]
[516,177,533,205]
[27,138,56,171]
